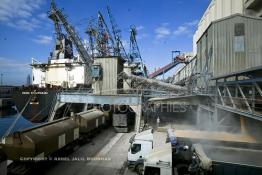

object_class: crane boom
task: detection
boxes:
[49,0,92,65]
[129,26,142,62]
[129,26,148,77]
[49,0,63,40]
[96,11,115,56]
[106,6,128,59]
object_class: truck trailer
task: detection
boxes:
[142,129,262,175]
[189,144,262,175]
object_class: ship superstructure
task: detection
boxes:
[31,38,89,88]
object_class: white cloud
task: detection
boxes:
[137,33,149,40]
[0,0,45,31]
[174,26,190,35]
[6,18,40,31]
[38,13,47,20]
[162,22,169,26]
[173,20,198,36]
[185,20,199,26]
[155,25,171,39]
[136,25,144,31]
[33,35,52,44]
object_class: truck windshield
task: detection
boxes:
[131,143,141,154]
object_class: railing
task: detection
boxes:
[215,83,262,120]
[58,88,182,99]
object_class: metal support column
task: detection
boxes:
[196,105,201,126]
[217,87,225,106]
[214,107,218,129]
[254,83,262,96]
[130,104,142,133]
[225,86,236,108]
[237,84,252,112]
[252,85,256,108]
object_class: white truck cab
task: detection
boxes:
[142,128,190,175]
[127,129,154,171]
[143,144,172,175]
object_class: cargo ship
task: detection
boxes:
[12,36,90,123]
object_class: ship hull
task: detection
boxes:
[12,89,57,123]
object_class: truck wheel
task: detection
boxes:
[135,163,144,175]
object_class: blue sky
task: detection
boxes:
[0,0,210,85]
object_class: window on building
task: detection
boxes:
[234,23,245,52]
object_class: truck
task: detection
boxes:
[189,144,262,175]
[112,112,135,133]
[127,129,154,174]
[143,128,190,175]
[142,129,262,175]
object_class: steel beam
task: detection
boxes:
[58,92,141,105]
[199,104,214,113]
[237,84,252,112]
[215,104,262,121]
[225,86,236,108]
[217,87,225,106]
[130,104,142,133]
[254,82,262,96]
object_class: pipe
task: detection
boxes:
[122,72,187,92]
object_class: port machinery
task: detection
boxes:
[148,51,190,79]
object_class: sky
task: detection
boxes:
[0,0,210,85]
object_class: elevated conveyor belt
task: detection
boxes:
[149,58,188,78]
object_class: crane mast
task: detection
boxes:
[129,26,142,62]
[106,6,128,59]
[96,12,115,57]
[49,0,92,65]
[129,26,148,77]
[49,0,63,41]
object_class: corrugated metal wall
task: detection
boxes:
[173,58,196,83]
[196,14,262,87]
[92,57,123,95]
[193,0,245,55]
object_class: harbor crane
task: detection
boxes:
[48,3,64,41]
[49,0,92,66]
[96,11,115,57]
[86,11,116,57]
[129,26,148,77]
[106,6,128,59]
